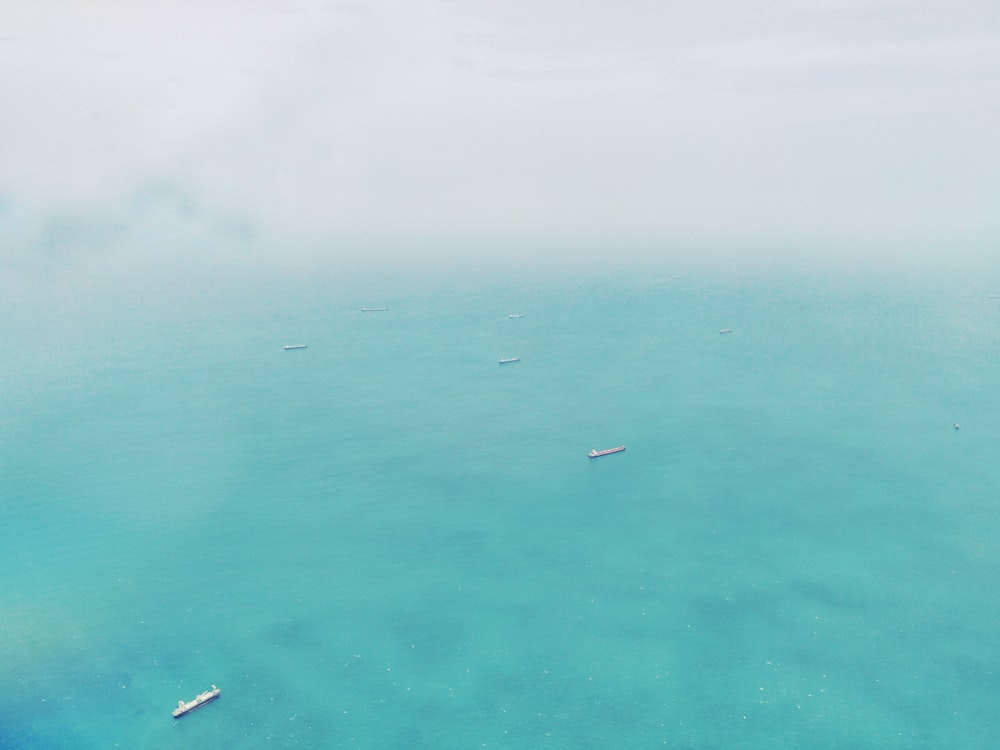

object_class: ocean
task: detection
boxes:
[3,261,999,748]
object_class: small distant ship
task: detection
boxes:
[499,357,521,364]
[589,446,625,458]
[284,344,308,350]
[362,307,388,312]
[172,685,220,718]
[719,329,733,334]
[508,313,524,319]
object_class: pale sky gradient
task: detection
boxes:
[2,0,998,273]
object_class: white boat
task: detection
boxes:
[284,344,308,350]
[719,329,733,334]
[362,307,388,312]
[499,357,521,364]
[172,685,220,718]
[589,446,626,458]
[508,313,524,319]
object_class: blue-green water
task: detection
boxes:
[3,263,1000,748]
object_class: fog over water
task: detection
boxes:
[2,0,998,280]
[5,7,1000,749]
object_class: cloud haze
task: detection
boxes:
[2,0,998,273]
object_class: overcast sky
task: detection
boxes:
[2,0,998,275]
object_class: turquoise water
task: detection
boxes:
[3,262,1000,748]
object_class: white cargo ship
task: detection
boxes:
[172,685,220,718]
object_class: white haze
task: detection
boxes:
[1,0,998,280]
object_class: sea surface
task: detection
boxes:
[3,261,1000,748]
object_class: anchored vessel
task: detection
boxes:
[589,446,626,458]
[719,329,733,334]
[508,313,524,319]
[362,307,388,312]
[172,685,220,718]
[284,344,308,350]
[499,357,521,364]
